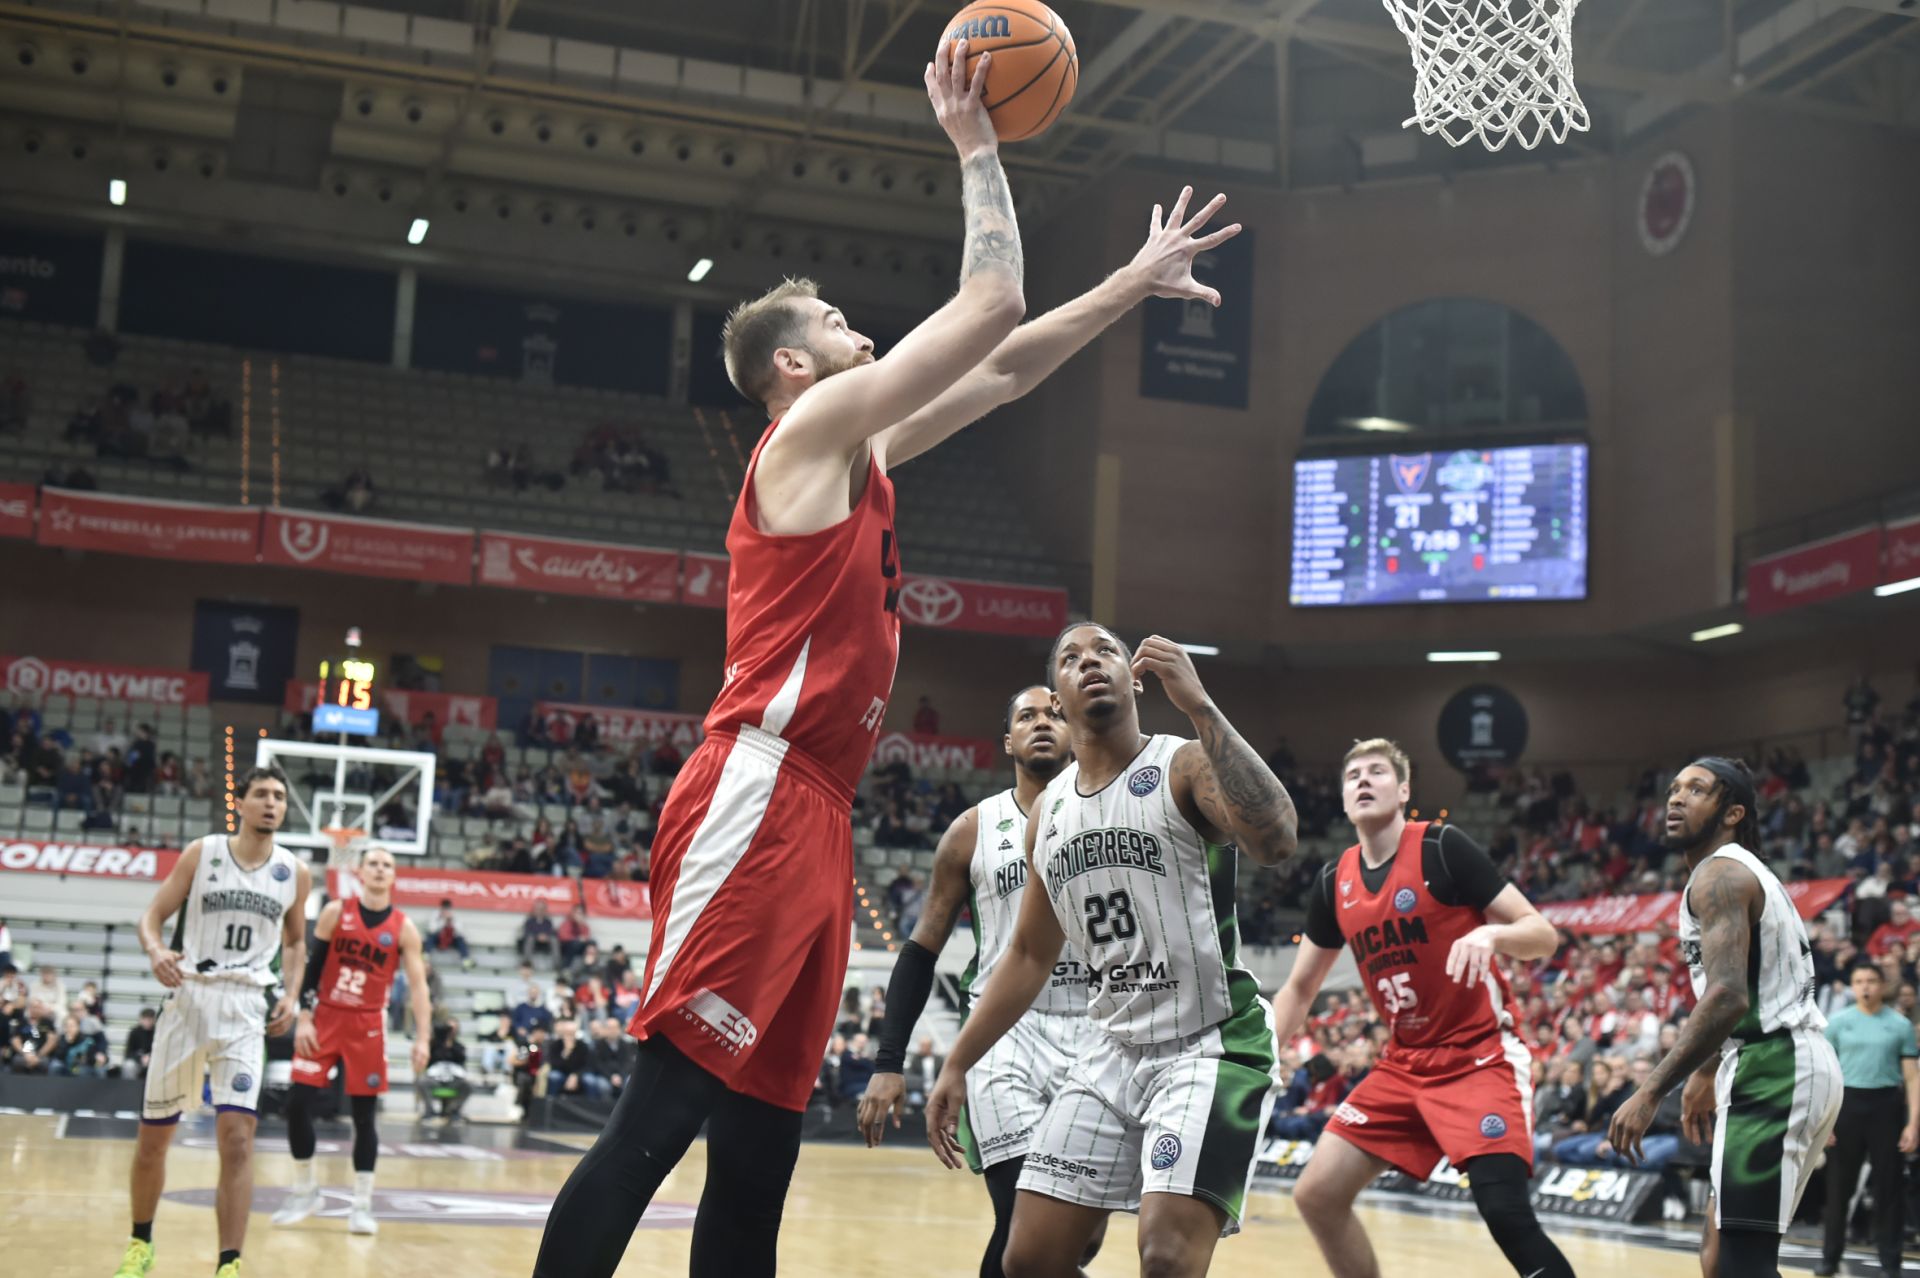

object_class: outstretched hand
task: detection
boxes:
[1128,188,1242,306]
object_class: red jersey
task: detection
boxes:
[1330,821,1521,1051]
[701,425,901,798]
[318,899,407,1012]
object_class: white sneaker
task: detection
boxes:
[271,1185,321,1226]
[348,1202,379,1235]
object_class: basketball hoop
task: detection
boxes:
[321,826,368,872]
[1381,0,1589,151]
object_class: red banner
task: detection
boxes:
[328,865,579,915]
[38,488,261,564]
[896,574,1069,637]
[534,701,705,752]
[1538,877,1852,935]
[0,839,182,880]
[262,509,472,585]
[0,482,34,539]
[871,730,999,772]
[286,681,497,733]
[477,531,679,603]
[681,552,729,608]
[2,654,209,704]
[1883,517,1920,588]
[1746,527,1881,616]
[582,877,652,921]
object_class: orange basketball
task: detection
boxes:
[940,0,1078,143]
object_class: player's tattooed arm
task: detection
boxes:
[959,152,1023,286]
[1187,713,1299,866]
[1643,858,1759,1098]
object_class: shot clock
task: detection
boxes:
[313,626,381,736]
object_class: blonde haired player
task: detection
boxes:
[115,765,310,1278]
[271,843,431,1235]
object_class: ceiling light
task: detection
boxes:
[687,257,713,282]
[1690,622,1743,642]
[1339,416,1417,434]
[407,217,429,245]
[108,178,126,206]
[1876,576,1920,598]
[1426,650,1500,663]
[1177,643,1220,657]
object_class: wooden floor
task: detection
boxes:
[4,1112,1767,1276]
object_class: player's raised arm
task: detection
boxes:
[1137,637,1298,866]
[880,187,1242,468]
[774,37,1024,455]
[924,819,1066,1169]
[138,839,203,988]
[859,806,979,1146]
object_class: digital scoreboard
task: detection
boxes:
[1290,443,1588,607]
[313,628,380,736]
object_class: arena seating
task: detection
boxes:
[0,318,1066,587]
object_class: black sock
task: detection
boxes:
[217,1249,240,1269]
[131,1222,153,1244]
[980,1160,1022,1278]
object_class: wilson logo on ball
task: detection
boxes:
[946,14,1010,40]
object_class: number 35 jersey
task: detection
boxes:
[1033,735,1257,1046]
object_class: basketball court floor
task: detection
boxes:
[3,1110,1816,1277]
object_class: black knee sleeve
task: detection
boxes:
[1463,1154,1573,1278]
[980,1160,1022,1278]
[350,1094,379,1173]
[689,1091,803,1278]
[285,1083,318,1162]
[1714,1226,1781,1278]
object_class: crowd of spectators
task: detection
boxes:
[61,368,230,468]
[492,942,642,1114]
[571,422,677,497]
[483,442,566,493]
[1,698,213,843]
[1,961,148,1079]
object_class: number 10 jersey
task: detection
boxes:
[1032,735,1257,1046]
[176,834,301,987]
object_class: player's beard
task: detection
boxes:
[1661,807,1717,854]
[807,343,870,381]
[1019,747,1065,782]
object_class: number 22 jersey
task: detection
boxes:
[316,898,407,1013]
[1032,735,1261,1045]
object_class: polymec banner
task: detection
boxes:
[870,731,999,772]
[477,531,679,603]
[894,575,1069,637]
[1537,877,1850,935]
[328,865,577,915]
[38,488,261,564]
[0,840,182,880]
[262,509,473,585]
[533,701,705,752]
[1745,527,1880,616]
[680,552,729,608]
[0,482,35,538]
[0,655,210,704]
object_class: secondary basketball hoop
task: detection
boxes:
[1381,0,1589,151]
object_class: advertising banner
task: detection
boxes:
[477,531,679,603]
[870,731,999,772]
[262,509,473,585]
[0,840,181,880]
[38,489,260,564]
[534,702,705,752]
[0,482,34,538]
[0,655,209,704]
[1537,877,1851,935]
[680,552,729,608]
[1745,527,1881,616]
[894,575,1069,638]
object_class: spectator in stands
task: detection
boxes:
[579,802,616,878]
[1869,899,1920,957]
[49,1012,110,1077]
[1551,1057,1636,1163]
[904,1035,943,1108]
[912,696,940,736]
[153,752,183,796]
[552,818,585,876]
[838,1032,875,1105]
[1848,675,1882,734]
[610,968,641,1024]
[873,801,919,848]
[76,981,102,1019]
[426,899,473,968]
[865,986,887,1041]
[563,753,595,806]
[556,905,593,967]
[572,713,600,753]
[32,967,68,1018]
[518,900,559,966]
[647,736,682,777]
[589,1018,635,1094]
[389,952,441,1036]
[511,984,556,1039]
[122,1007,157,1078]
[55,755,91,810]
[186,757,213,800]
[565,941,604,990]
[511,1023,549,1115]
[477,1013,516,1077]
[547,1019,608,1099]
[321,467,376,513]
[836,988,865,1039]
[1533,1058,1591,1158]
[0,919,10,973]
[123,725,156,794]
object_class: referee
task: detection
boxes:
[1819,962,1920,1277]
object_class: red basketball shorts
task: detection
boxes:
[291,1005,390,1096]
[1323,1033,1536,1179]
[629,726,855,1112]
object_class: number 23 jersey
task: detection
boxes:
[1033,735,1257,1046]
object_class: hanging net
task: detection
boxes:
[1381,0,1590,151]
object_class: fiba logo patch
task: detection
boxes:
[1149,1134,1183,1171]
[378,931,395,947]
[367,1072,383,1089]
[231,1073,253,1093]
[271,862,292,882]
[1480,1114,1508,1138]
[1128,766,1163,798]
[896,578,964,627]
[4,656,49,693]
[1393,887,1418,913]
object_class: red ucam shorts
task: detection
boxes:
[628,727,856,1112]
[1323,1032,1537,1178]
[291,1005,390,1096]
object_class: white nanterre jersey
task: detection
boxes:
[1679,843,1825,1039]
[175,834,301,986]
[1034,735,1258,1046]
[962,789,1091,1016]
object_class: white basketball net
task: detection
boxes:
[1382,0,1590,151]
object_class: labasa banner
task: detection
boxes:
[894,575,1069,637]
[1537,877,1851,935]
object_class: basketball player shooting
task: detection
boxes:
[927,625,1296,1278]
[1607,759,1842,1278]
[116,765,310,1278]
[1275,740,1570,1278]
[272,844,432,1236]
[530,30,1239,1278]
[856,685,1106,1278]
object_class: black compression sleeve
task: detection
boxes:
[300,938,331,1008]
[1302,864,1345,949]
[873,940,937,1074]
[1427,825,1509,911]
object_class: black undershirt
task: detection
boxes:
[1302,823,1508,950]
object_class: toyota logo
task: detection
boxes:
[898,578,964,627]
[5,656,49,693]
